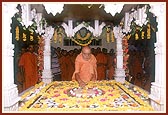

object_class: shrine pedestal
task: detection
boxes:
[114,68,126,84]
[42,70,53,84]
[149,82,165,111]
[3,84,20,111]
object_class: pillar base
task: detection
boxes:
[148,82,165,111]
[4,102,19,112]
[42,70,53,84]
[3,84,20,112]
[114,68,126,83]
[149,96,164,111]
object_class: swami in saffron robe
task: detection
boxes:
[18,52,38,90]
[72,53,97,83]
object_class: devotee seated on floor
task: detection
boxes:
[72,46,97,88]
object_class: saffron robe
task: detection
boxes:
[18,52,38,90]
[107,54,115,80]
[96,52,107,80]
[72,53,97,83]
[59,55,69,81]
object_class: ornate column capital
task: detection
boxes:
[32,10,47,35]
[113,26,125,54]
[113,26,124,39]
[43,26,54,39]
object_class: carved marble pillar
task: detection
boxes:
[148,3,166,111]
[113,26,126,83]
[42,26,54,84]
[2,3,20,111]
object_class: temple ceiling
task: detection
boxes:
[31,4,146,26]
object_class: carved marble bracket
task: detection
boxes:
[62,20,105,37]
[20,4,33,27]
[123,5,148,33]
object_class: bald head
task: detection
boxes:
[81,46,91,61]
[28,44,35,53]
[82,46,91,53]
